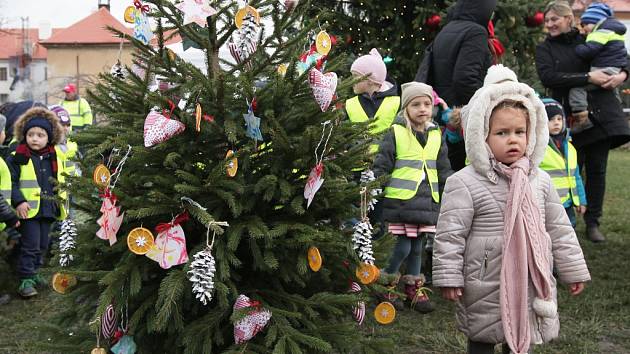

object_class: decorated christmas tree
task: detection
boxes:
[43,0,389,352]
[323,0,548,87]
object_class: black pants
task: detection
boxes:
[577,140,610,227]
[17,218,53,278]
[447,140,467,172]
[467,340,512,354]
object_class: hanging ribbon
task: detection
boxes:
[134,0,149,13]
[487,20,505,64]
[162,99,176,119]
[154,211,190,234]
[99,189,117,202]
[314,120,333,166]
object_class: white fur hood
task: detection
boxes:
[461,65,549,182]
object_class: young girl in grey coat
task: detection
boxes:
[433,65,590,354]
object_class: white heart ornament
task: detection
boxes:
[143,111,186,147]
[308,68,337,112]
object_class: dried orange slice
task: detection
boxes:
[91,348,107,354]
[316,31,332,56]
[127,227,154,255]
[374,301,396,324]
[195,103,202,132]
[355,263,379,285]
[52,272,77,294]
[226,150,238,177]
[92,164,111,189]
[235,5,260,28]
[307,246,322,272]
[123,6,136,23]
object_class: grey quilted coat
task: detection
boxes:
[432,65,591,346]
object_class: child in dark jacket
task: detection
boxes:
[373,82,452,313]
[7,107,67,298]
[540,98,587,229]
[570,2,628,132]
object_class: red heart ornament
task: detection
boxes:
[143,111,186,147]
[308,68,337,112]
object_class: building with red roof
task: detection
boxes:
[39,5,135,103]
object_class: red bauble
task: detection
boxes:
[345,34,352,44]
[425,14,441,30]
[526,11,544,27]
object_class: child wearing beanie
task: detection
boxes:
[346,48,400,139]
[433,65,590,354]
[570,2,628,132]
[372,81,452,313]
[7,107,68,298]
[539,98,587,229]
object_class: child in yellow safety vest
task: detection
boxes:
[540,98,587,228]
[7,108,67,298]
[346,48,400,148]
[373,82,452,313]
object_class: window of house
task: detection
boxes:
[0,94,8,104]
[0,68,7,81]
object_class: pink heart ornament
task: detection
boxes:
[143,111,186,147]
[308,68,337,112]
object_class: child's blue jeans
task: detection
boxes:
[17,218,53,278]
[385,234,427,276]
[565,206,576,228]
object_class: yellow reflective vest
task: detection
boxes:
[346,96,400,135]
[60,98,93,130]
[16,146,67,220]
[0,158,12,231]
[384,125,442,202]
[58,140,80,177]
[540,144,581,206]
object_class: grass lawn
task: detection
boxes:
[0,150,629,353]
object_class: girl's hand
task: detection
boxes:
[576,205,587,215]
[569,282,585,296]
[441,287,463,301]
[439,101,449,110]
[601,71,628,89]
[16,202,30,219]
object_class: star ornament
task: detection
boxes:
[177,0,217,27]
[243,110,263,141]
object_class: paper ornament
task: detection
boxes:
[297,50,326,76]
[374,301,396,324]
[146,224,189,269]
[233,294,272,344]
[304,162,324,208]
[127,227,154,255]
[187,246,216,305]
[243,108,263,142]
[349,282,366,325]
[59,218,77,267]
[352,220,375,265]
[307,246,322,271]
[111,335,137,354]
[143,110,186,147]
[96,195,125,246]
[308,68,337,112]
[101,304,117,339]
[176,0,217,27]
[131,3,153,45]
[360,169,382,211]
[315,31,332,56]
[51,272,77,294]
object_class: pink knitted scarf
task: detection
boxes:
[494,157,553,354]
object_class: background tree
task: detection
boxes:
[322,0,548,89]
[43,0,388,352]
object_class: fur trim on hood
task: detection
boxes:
[13,107,64,145]
[461,65,549,182]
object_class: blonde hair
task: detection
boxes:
[544,1,575,26]
[402,95,433,132]
[490,99,530,131]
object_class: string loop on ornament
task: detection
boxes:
[206,220,230,249]
[359,187,368,221]
[89,318,101,347]
[109,145,132,190]
[314,120,333,165]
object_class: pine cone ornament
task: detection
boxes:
[229,14,259,69]
[187,247,216,305]
[360,170,381,211]
[59,219,78,267]
[352,220,375,265]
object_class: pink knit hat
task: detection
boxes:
[350,48,387,86]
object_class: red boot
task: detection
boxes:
[376,271,404,311]
[402,274,434,313]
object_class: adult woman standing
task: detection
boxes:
[536,1,630,243]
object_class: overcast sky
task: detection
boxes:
[1,0,130,30]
